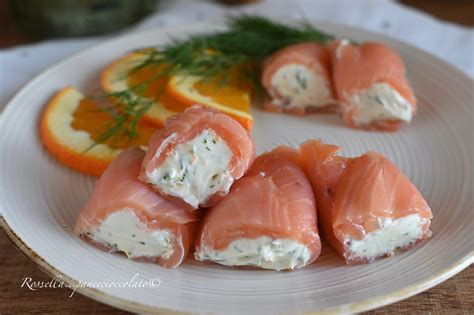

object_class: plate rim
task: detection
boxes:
[1,20,473,314]
[2,217,473,314]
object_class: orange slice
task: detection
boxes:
[165,74,254,130]
[101,52,178,127]
[40,87,157,176]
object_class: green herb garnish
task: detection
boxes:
[295,71,307,90]
[95,15,335,146]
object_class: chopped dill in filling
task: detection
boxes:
[147,129,234,208]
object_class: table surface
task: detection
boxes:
[1,1,473,314]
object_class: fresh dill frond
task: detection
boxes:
[129,15,335,86]
[86,91,154,151]
[94,15,337,147]
[227,15,334,58]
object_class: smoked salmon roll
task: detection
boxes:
[300,140,433,265]
[139,105,255,210]
[75,148,199,269]
[195,146,321,270]
[261,42,336,115]
[330,40,416,131]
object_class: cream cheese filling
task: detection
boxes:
[344,214,428,259]
[350,82,413,125]
[87,209,174,259]
[270,63,333,109]
[335,39,350,59]
[147,129,233,208]
[195,236,312,270]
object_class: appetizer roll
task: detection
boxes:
[300,140,432,264]
[195,146,321,270]
[140,105,255,210]
[330,40,416,131]
[75,148,199,269]
[262,43,336,115]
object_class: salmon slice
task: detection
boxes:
[195,146,321,270]
[139,105,255,210]
[261,42,336,115]
[75,148,199,269]
[300,140,432,264]
[330,40,416,131]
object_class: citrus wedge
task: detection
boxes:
[165,74,254,130]
[40,87,157,176]
[101,52,178,127]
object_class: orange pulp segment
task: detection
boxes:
[71,98,157,149]
[101,52,178,128]
[40,87,158,176]
[165,67,254,130]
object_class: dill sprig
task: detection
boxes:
[96,15,335,146]
[226,15,334,58]
[133,15,334,83]
[86,90,154,151]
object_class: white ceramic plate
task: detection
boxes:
[1,21,473,314]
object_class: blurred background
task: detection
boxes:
[0,0,473,48]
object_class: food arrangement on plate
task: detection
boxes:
[39,16,432,270]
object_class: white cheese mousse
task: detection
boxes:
[270,63,333,110]
[86,210,174,259]
[195,236,312,271]
[146,129,233,208]
[335,39,350,59]
[350,82,413,125]
[344,214,429,261]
